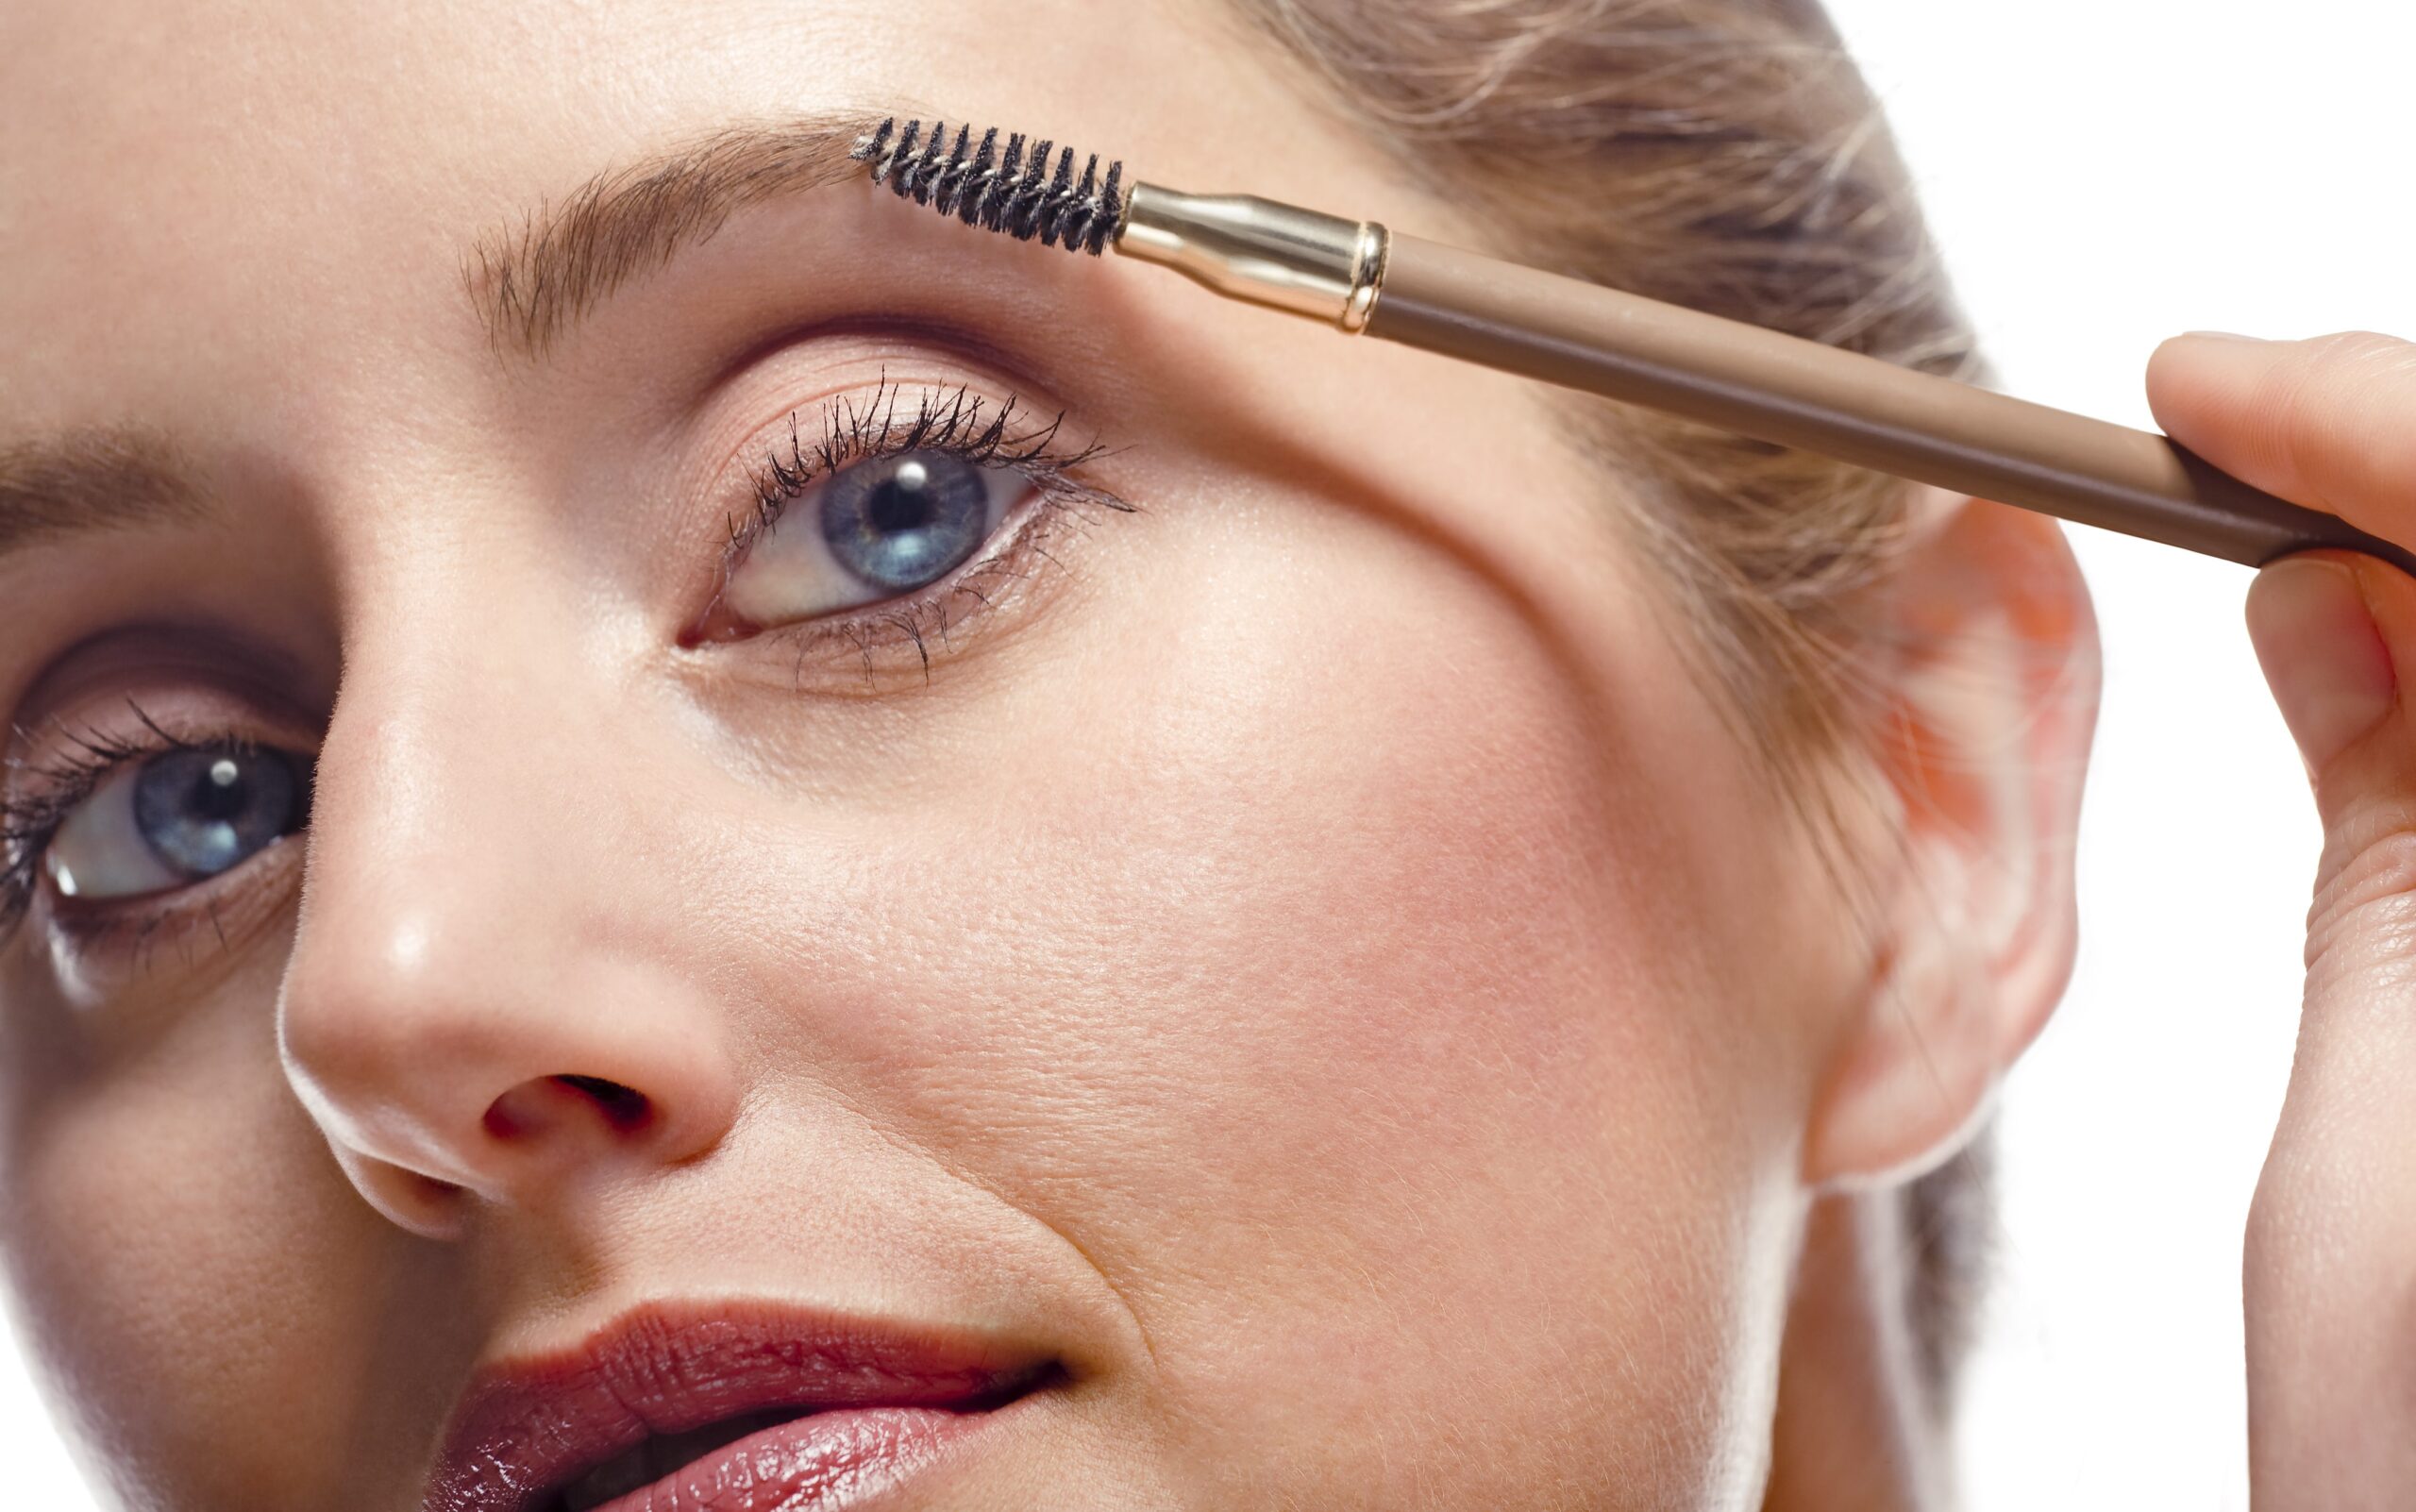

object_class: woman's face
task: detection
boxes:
[0,1,1881,1507]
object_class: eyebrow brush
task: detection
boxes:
[852,117,2414,577]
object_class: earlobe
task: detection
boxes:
[1803,842,2005,1186]
[1802,495,2101,1189]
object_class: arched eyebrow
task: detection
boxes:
[0,121,871,565]
[463,114,872,361]
[0,427,210,562]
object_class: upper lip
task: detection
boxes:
[425,1298,1055,1512]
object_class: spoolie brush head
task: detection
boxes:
[851,117,1126,256]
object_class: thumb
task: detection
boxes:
[2249,552,2414,977]
[2249,554,2398,798]
[2241,548,2416,1509]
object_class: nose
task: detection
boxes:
[278,613,741,1238]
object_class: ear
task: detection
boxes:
[1802,494,2102,1189]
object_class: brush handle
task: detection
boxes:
[858,133,2403,574]
[1365,234,2416,576]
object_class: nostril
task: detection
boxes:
[554,1073,652,1132]
[479,1075,656,1141]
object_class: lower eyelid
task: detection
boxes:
[38,831,304,987]
[738,478,1129,692]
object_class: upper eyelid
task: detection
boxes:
[3,704,280,843]
[717,377,1109,580]
[750,377,1098,498]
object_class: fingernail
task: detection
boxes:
[2181,329,2272,344]
[2246,557,2396,771]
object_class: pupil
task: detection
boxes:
[191,759,251,821]
[866,473,934,533]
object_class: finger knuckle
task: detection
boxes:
[2306,823,2416,981]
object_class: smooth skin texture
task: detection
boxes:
[2153,329,2416,1511]
[0,2,2104,1509]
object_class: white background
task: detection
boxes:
[2,3,2410,1506]
[1826,2,2414,1507]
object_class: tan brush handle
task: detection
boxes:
[858,130,2403,575]
[1362,233,2413,576]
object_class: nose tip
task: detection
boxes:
[279,900,742,1238]
[270,594,748,1238]
[327,1070,708,1237]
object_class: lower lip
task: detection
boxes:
[582,1404,998,1512]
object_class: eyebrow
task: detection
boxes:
[0,122,866,569]
[0,427,212,563]
[464,114,873,359]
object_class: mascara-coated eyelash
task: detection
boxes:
[693,377,1134,682]
[0,709,308,958]
[1,716,157,935]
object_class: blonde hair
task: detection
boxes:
[1229,0,1992,1403]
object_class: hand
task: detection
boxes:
[2148,329,2416,1509]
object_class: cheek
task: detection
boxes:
[1072,542,1789,1498]
[726,496,1811,1504]
[0,949,439,1511]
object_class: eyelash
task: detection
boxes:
[706,376,1135,683]
[0,711,262,953]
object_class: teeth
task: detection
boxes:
[558,1408,805,1511]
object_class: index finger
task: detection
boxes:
[2148,331,2416,536]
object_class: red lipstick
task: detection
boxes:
[426,1301,1052,1512]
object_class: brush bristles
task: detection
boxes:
[851,117,1125,256]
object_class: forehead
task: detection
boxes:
[0,0,1374,423]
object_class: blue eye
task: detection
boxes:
[820,450,993,590]
[45,747,310,902]
[724,449,1031,626]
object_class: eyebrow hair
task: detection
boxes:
[0,427,211,563]
[0,123,867,568]
[465,114,874,358]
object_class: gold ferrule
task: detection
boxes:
[1116,184,1388,333]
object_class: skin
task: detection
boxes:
[0,1,2124,1508]
[2152,329,2416,1510]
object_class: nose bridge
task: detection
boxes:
[314,559,611,914]
[279,572,738,1233]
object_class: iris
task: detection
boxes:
[819,449,992,591]
[131,748,305,879]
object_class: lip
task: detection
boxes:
[426,1299,1055,1512]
